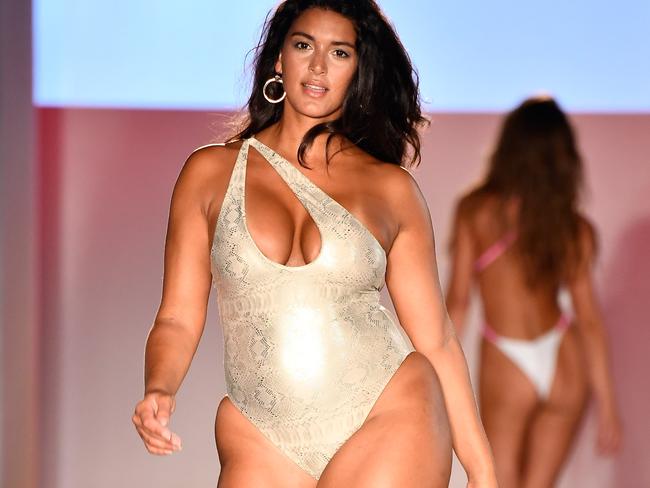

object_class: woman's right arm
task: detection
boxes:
[132,146,228,455]
[568,218,622,455]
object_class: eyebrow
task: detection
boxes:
[290,31,356,50]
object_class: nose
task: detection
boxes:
[309,50,326,75]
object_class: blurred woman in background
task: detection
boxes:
[446,96,622,488]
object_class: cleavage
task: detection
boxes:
[244,157,323,267]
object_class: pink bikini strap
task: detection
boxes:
[482,323,499,343]
[474,230,518,273]
[555,313,571,331]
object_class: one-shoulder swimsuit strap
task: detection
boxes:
[209,137,415,480]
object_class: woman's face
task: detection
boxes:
[275,8,358,120]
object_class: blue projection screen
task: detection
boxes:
[34,0,650,112]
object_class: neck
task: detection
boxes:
[259,107,344,168]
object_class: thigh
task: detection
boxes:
[479,340,539,488]
[317,352,452,488]
[521,328,588,488]
[215,396,317,488]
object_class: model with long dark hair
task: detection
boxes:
[446,96,622,488]
[133,1,497,486]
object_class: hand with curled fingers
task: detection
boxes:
[132,390,183,455]
[596,402,623,456]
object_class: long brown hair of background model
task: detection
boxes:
[475,96,591,287]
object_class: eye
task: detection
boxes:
[294,41,311,50]
[333,49,349,58]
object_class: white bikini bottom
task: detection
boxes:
[483,315,571,400]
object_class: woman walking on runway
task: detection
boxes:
[133,1,497,486]
[446,96,622,488]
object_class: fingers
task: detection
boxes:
[132,412,180,454]
[132,396,183,455]
[156,395,175,428]
[607,426,622,453]
[137,405,172,441]
[597,421,622,455]
[597,426,612,454]
[134,421,176,455]
[169,432,182,449]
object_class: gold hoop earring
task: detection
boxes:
[262,75,286,104]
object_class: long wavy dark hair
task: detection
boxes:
[477,96,587,287]
[227,0,428,168]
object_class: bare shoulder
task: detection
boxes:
[576,213,598,256]
[577,213,597,239]
[456,190,481,217]
[369,159,428,214]
[176,141,242,189]
[450,187,491,229]
[172,140,244,211]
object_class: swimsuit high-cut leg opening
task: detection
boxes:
[318,350,453,487]
[215,395,320,486]
[217,351,423,483]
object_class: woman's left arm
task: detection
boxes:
[567,219,622,455]
[385,171,496,486]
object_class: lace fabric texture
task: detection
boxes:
[210,138,414,479]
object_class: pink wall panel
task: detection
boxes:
[37,108,650,487]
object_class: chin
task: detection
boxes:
[297,103,342,120]
[285,92,343,120]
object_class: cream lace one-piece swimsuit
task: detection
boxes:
[210,137,415,479]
